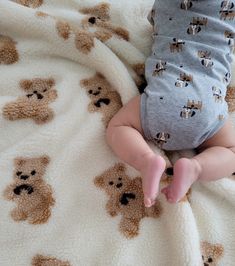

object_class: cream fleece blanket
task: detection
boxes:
[0,1,235,266]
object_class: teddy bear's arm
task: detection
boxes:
[40,184,55,206]
[3,101,23,121]
[88,102,100,113]
[94,30,112,42]
[106,197,119,217]
[47,89,58,102]
[3,183,17,201]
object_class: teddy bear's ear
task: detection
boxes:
[46,78,55,87]
[79,3,110,19]
[93,3,110,19]
[20,80,33,91]
[95,72,104,79]
[80,78,89,87]
[214,244,224,257]
[114,163,125,172]
[14,157,27,167]
[94,175,105,187]
[40,156,50,165]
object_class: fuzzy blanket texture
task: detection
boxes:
[0,0,235,265]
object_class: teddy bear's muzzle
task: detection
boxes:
[20,175,29,180]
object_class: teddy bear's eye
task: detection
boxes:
[31,170,36,176]
[208,258,213,263]
[98,87,102,90]
[43,89,47,92]
[16,171,22,176]
[202,255,204,260]
[88,90,93,94]
[118,177,122,181]
[109,181,114,186]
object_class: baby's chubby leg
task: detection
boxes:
[162,120,235,203]
[106,95,166,207]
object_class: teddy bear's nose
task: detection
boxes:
[93,91,100,96]
[20,175,29,180]
[204,264,209,266]
[33,90,37,93]
[88,17,96,24]
[116,183,123,188]
[37,93,43,100]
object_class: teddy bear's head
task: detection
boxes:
[20,78,55,101]
[80,3,110,28]
[81,73,112,100]
[14,156,50,182]
[201,241,224,266]
[79,3,129,41]
[95,163,131,196]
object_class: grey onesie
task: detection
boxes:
[141,0,234,150]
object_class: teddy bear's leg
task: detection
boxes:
[119,217,140,238]
[0,46,19,65]
[145,201,162,218]
[27,206,51,224]
[11,208,27,221]
[34,108,54,124]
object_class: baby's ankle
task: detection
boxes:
[191,158,202,180]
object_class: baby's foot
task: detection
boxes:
[161,158,201,203]
[141,154,166,207]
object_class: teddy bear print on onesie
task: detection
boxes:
[3,156,55,224]
[3,78,57,124]
[94,163,163,238]
[141,0,234,151]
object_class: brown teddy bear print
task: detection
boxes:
[13,0,43,8]
[94,163,162,238]
[3,156,55,224]
[0,35,19,65]
[225,86,235,113]
[132,63,147,94]
[201,241,224,266]
[80,73,122,127]
[55,19,95,54]
[56,20,71,40]
[79,3,129,43]
[3,78,57,124]
[32,254,71,266]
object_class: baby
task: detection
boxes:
[106,0,235,207]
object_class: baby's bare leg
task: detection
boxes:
[162,120,235,203]
[106,95,166,207]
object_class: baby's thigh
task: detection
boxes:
[108,95,143,135]
[199,119,235,151]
